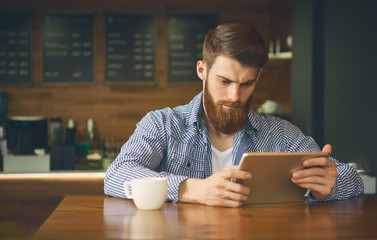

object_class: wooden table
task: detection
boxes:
[0,173,105,240]
[32,195,377,239]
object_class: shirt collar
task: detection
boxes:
[186,91,204,129]
[246,110,262,134]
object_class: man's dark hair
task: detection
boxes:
[202,23,268,71]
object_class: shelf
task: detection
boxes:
[269,52,292,59]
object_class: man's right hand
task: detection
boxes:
[178,166,251,207]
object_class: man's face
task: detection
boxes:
[198,55,261,134]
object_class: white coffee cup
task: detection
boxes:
[123,177,168,210]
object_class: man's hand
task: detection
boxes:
[178,166,251,207]
[291,144,338,200]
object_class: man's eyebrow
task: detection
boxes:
[216,74,258,83]
[216,75,234,82]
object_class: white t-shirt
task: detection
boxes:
[211,145,233,173]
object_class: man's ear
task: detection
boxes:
[196,60,206,81]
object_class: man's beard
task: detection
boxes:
[203,84,252,134]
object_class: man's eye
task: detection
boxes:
[241,81,254,87]
[220,79,230,84]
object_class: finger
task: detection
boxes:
[292,167,337,189]
[209,174,250,195]
[216,178,250,195]
[293,165,338,182]
[227,181,250,196]
[219,168,252,181]
[303,156,335,168]
[291,175,331,186]
[322,144,332,154]
[292,167,327,179]
[301,144,332,168]
[222,189,249,202]
[204,188,248,207]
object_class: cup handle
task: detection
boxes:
[123,181,133,199]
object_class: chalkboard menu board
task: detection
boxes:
[105,13,155,83]
[43,13,94,83]
[0,12,31,83]
[168,14,216,82]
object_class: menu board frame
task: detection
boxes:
[42,12,94,84]
[168,14,217,83]
[105,12,156,84]
[0,11,32,84]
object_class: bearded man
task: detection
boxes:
[104,23,363,207]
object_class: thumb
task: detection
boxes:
[322,144,332,155]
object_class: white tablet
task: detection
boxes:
[237,152,330,205]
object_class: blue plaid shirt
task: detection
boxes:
[104,92,364,202]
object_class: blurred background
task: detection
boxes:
[0,0,376,178]
[1,1,377,238]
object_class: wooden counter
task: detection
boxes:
[33,195,377,240]
[0,172,105,240]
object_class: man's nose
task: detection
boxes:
[228,85,240,102]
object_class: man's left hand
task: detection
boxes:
[291,144,338,200]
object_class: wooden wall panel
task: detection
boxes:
[0,0,291,144]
